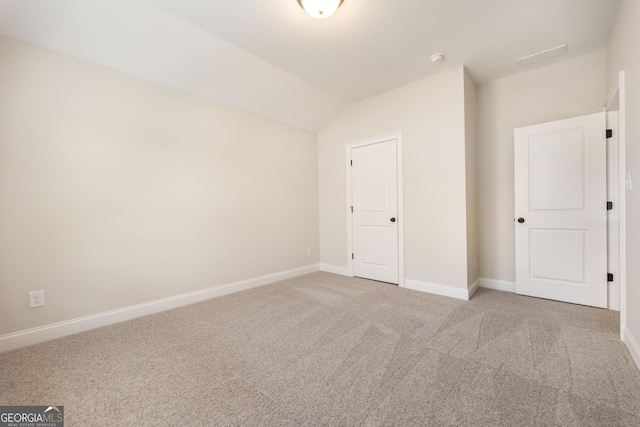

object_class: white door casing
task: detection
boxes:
[350,138,399,284]
[604,70,626,336]
[514,112,607,308]
[607,110,620,311]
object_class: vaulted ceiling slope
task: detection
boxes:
[0,0,346,131]
[0,0,619,131]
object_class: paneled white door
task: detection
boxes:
[514,112,607,307]
[352,139,399,284]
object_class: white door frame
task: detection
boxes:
[604,70,626,339]
[606,110,620,311]
[346,132,405,287]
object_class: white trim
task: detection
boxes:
[0,264,320,353]
[623,326,640,371]
[397,138,405,287]
[618,71,627,339]
[468,278,481,298]
[319,263,350,277]
[605,71,626,338]
[346,132,405,287]
[606,110,620,311]
[404,279,470,301]
[604,75,620,112]
[479,277,516,293]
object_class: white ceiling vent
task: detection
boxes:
[517,44,568,67]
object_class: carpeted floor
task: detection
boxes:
[1,272,639,426]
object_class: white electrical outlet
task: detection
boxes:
[29,290,45,308]
[306,247,312,256]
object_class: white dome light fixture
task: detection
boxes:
[430,53,445,64]
[297,0,344,19]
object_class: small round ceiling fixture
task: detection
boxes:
[430,53,445,64]
[297,0,344,19]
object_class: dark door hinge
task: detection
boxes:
[608,273,614,282]
[352,253,354,260]
[350,160,353,166]
[607,201,613,210]
[606,129,613,139]
[350,206,353,213]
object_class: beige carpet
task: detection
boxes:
[1,272,639,426]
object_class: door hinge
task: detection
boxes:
[350,160,353,166]
[350,206,353,213]
[608,273,614,282]
[607,201,613,210]
[606,129,613,139]
[352,253,354,260]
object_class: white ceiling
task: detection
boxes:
[145,0,619,99]
[0,0,620,131]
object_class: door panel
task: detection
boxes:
[360,151,389,212]
[360,226,389,266]
[530,229,585,283]
[529,130,584,210]
[352,139,398,284]
[515,112,607,308]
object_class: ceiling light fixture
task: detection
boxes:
[430,53,445,64]
[297,0,344,19]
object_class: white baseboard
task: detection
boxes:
[623,326,640,371]
[319,263,351,277]
[479,277,516,293]
[404,279,470,301]
[0,264,320,353]
[468,278,481,298]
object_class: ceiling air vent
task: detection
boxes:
[517,44,567,67]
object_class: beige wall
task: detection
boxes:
[608,0,640,350]
[477,50,607,282]
[464,69,479,287]
[0,35,319,336]
[319,68,471,291]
